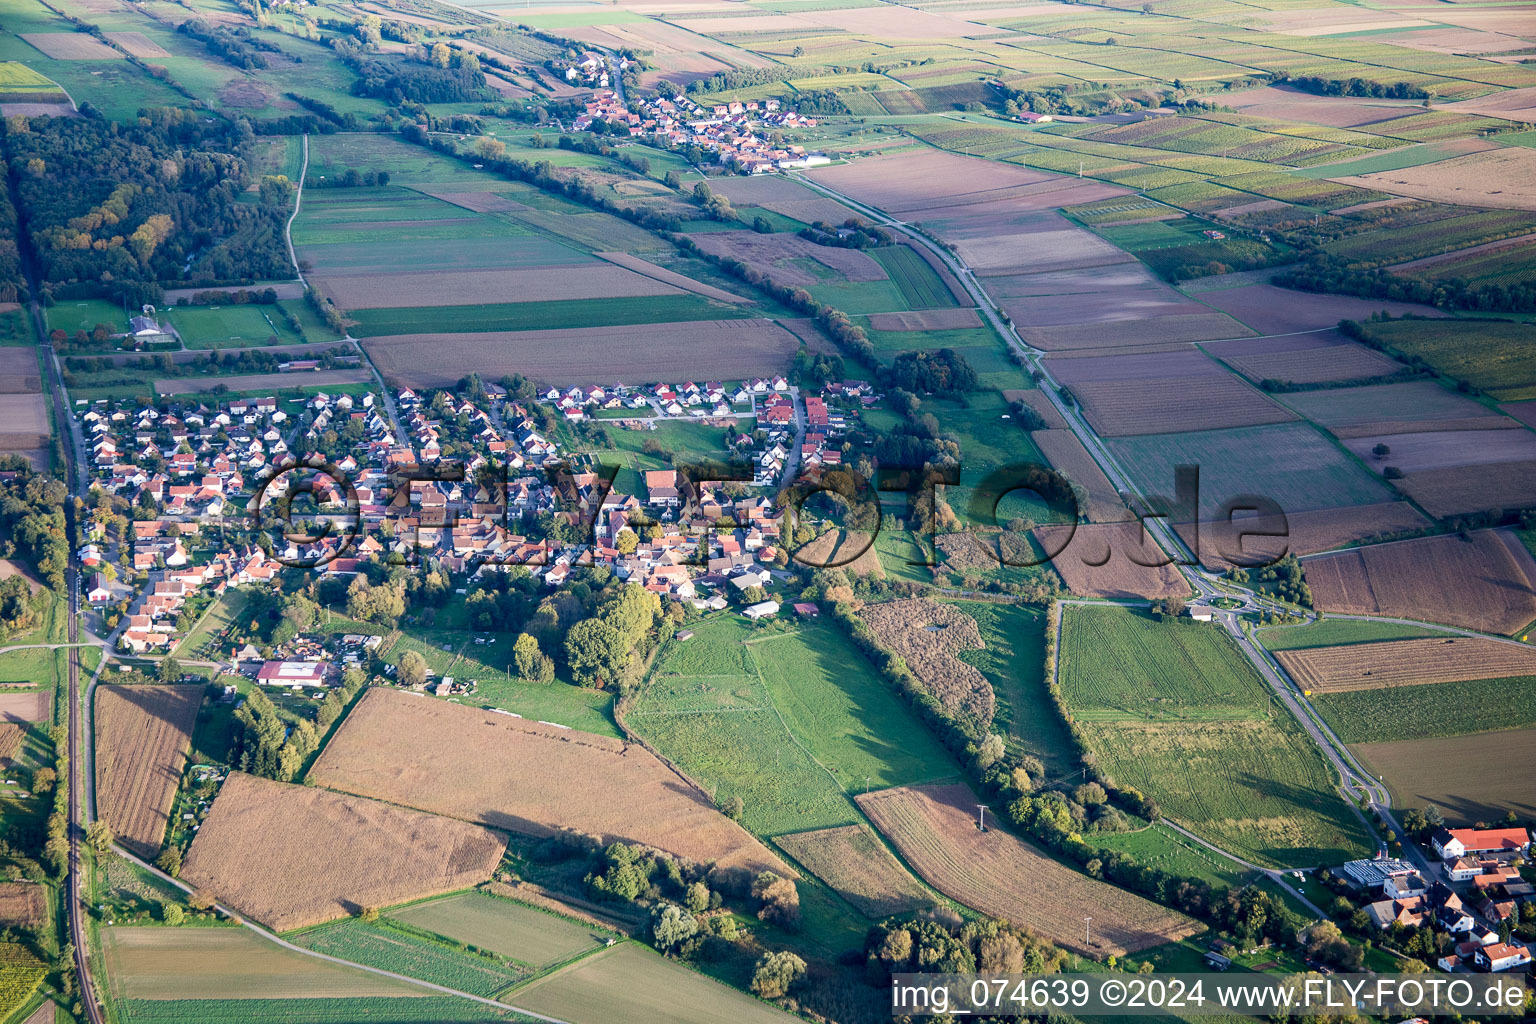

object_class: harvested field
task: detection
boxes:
[364,320,797,388]
[1020,312,1251,351]
[1046,348,1225,385]
[103,32,168,57]
[155,369,371,395]
[1303,529,1536,634]
[94,685,202,858]
[1187,284,1445,334]
[1333,148,1536,211]
[0,394,48,435]
[1002,389,1066,430]
[1355,729,1536,825]
[1343,428,1536,473]
[793,529,883,577]
[181,772,506,931]
[857,599,993,728]
[1072,374,1296,437]
[309,688,789,875]
[688,231,886,288]
[0,724,20,764]
[1035,522,1190,600]
[1276,636,1536,693]
[593,252,750,303]
[99,925,421,1000]
[1445,84,1536,121]
[808,151,1098,215]
[1207,331,1407,385]
[857,783,1200,956]
[415,189,527,213]
[1031,429,1128,522]
[706,175,858,226]
[0,691,47,723]
[868,308,981,331]
[1221,86,1425,129]
[1175,501,1431,570]
[316,265,681,309]
[20,33,120,58]
[1280,380,1505,435]
[774,825,931,919]
[1396,460,1536,518]
[0,882,43,929]
[1502,400,1536,429]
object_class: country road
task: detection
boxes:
[794,171,1396,868]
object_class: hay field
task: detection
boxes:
[390,893,606,967]
[0,883,44,929]
[510,941,799,1024]
[688,231,887,288]
[94,685,202,858]
[103,32,168,57]
[707,175,859,226]
[1355,729,1536,825]
[99,926,421,1000]
[1277,636,1536,693]
[793,529,884,577]
[868,308,981,331]
[20,33,120,58]
[1174,501,1430,570]
[1035,522,1190,600]
[316,265,682,309]
[0,692,47,723]
[774,825,931,919]
[1207,331,1407,386]
[1072,374,1296,436]
[858,784,1200,955]
[1109,422,1394,523]
[1333,148,1536,210]
[857,599,993,727]
[1303,530,1536,634]
[593,252,750,303]
[310,688,789,875]
[364,320,798,387]
[181,772,506,931]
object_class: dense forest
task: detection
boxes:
[1,109,293,305]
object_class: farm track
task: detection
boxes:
[795,173,1405,874]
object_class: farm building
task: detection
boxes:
[256,660,331,687]
[792,603,819,618]
[743,600,780,620]
[1337,857,1419,890]
[1431,827,1531,861]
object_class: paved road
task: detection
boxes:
[795,172,1395,867]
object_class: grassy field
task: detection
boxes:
[507,941,796,1024]
[346,295,751,338]
[112,997,516,1023]
[869,245,957,309]
[380,628,619,738]
[1257,618,1446,651]
[1108,422,1394,522]
[1091,823,1256,890]
[389,893,609,969]
[1060,606,1372,867]
[163,303,307,349]
[291,918,527,997]
[627,616,959,837]
[948,601,1076,775]
[173,589,251,660]
[1311,674,1536,743]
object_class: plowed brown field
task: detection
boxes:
[857,784,1201,955]
[94,685,202,857]
[1277,636,1536,692]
